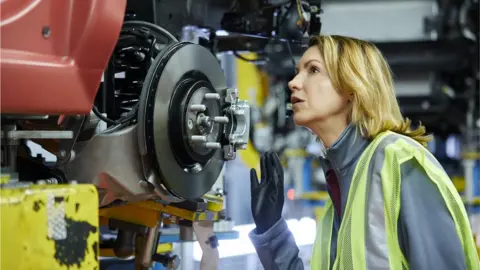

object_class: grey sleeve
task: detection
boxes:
[249,218,305,270]
[398,158,466,270]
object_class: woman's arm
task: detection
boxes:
[398,158,467,270]
[249,218,305,270]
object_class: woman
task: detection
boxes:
[248,35,479,270]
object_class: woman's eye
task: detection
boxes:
[309,67,320,73]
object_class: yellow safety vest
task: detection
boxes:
[311,131,479,270]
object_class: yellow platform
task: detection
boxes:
[1,183,99,270]
[99,195,224,228]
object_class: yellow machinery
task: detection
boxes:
[97,193,225,269]
[1,179,99,270]
[235,52,268,176]
[0,172,225,270]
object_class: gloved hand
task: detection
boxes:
[250,151,285,234]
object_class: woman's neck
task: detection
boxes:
[309,118,349,148]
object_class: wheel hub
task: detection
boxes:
[137,42,251,200]
[168,75,223,172]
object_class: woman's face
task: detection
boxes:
[288,46,350,128]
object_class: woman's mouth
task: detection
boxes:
[291,96,304,105]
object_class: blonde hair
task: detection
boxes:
[309,35,432,147]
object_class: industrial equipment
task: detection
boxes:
[1,0,324,269]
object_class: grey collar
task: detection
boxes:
[319,124,370,175]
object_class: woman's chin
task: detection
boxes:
[293,113,310,127]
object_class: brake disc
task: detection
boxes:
[137,42,229,200]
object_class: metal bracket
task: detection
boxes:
[57,115,86,164]
[221,88,250,160]
[1,130,73,140]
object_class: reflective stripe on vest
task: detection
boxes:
[310,131,480,270]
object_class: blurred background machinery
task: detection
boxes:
[222,0,480,268]
[1,0,479,269]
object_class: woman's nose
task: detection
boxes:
[288,76,302,92]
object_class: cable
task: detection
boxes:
[123,21,178,43]
[92,105,118,125]
[92,103,138,126]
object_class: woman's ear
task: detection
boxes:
[349,92,355,102]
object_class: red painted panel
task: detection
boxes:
[0,0,127,114]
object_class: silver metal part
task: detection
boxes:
[183,87,222,156]
[220,88,251,160]
[1,130,73,140]
[57,115,86,164]
[189,104,207,112]
[1,114,49,120]
[197,115,212,130]
[205,142,221,149]
[213,116,229,124]
[224,87,238,104]
[140,215,164,268]
[1,125,19,170]
[62,125,179,207]
[204,93,220,100]
[191,135,207,142]
[37,178,59,185]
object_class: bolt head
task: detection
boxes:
[42,26,51,38]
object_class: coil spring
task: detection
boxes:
[111,27,157,120]
[94,20,177,126]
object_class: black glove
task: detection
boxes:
[250,151,285,234]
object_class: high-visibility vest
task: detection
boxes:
[311,131,480,270]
